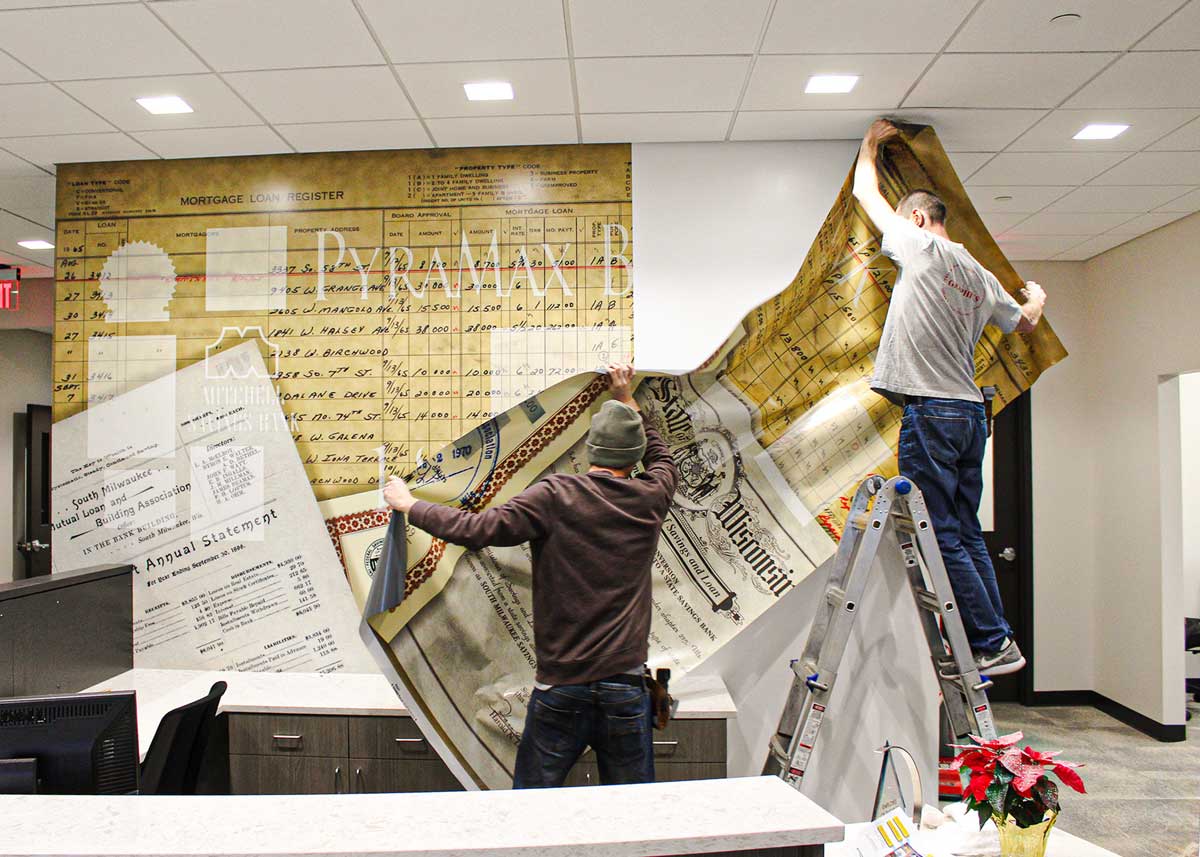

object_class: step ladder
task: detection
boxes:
[765,474,999,791]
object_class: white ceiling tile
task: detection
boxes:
[1135,0,1200,50]
[397,60,572,119]
[950,0,1180,52]
[576,56,750,113]
[359,0,566,62]
[0,133,156,171]
[60,74,260,132]
[742,54,930,111]
[277,120,431,152]
[0,211,54,267]
[1052,233,1136,260]
[730,109,881,141]
[425,115,577,148]
[571,0,768,57]
[763,0,973,54]
[995,235,1086,260]
[0,84,113,136]
[1157,187,1200,212]
[0,148,47,178]
[967,152,1126,185]
[583,112,730,143]
[1006,210,1143,236]
[966,185,1074,212]
[1044,185,1194,213]
[945,152,994,180]
[133,125,290,159]
[905,53,1117,109]
[0,50,36,84]
[1150,116,1200,151]
[1089,151,1200,185]
[0,5,204,80]
[0,175,54,225]
[980,211,1031,234]
[1066,52,1200,108]
[889,108,1046,151]
[1107,210,1192,234]
[227,67,412,124]
[152,0,383,71]
[1009,108,1200,152]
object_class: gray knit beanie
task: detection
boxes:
[586,400,646,468]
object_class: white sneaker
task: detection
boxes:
[975,638,1026,676]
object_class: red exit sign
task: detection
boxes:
[0,268,19,311]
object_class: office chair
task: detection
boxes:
[139,681,227,795]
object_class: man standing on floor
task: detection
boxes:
[852,118,1046,676]
[382,363,678,787]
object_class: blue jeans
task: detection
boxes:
[898,398,1011,654]
[513,679,654,788]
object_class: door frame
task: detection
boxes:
[1011,392,1036,706]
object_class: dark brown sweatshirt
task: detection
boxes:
[408,412,678,686]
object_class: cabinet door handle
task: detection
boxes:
[653,740,679,756]
[334,765,342,794]
[355,767,365,793]
[394,737,426,750]
[272,734,303,750]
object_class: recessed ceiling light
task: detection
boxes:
[1050,12,1082,25]
[463,81,514,101]
[136,95,194,115]
[805,74,859,94]
[1073,123,1129,140]
[18,239,53,250]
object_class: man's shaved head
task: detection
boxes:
[896,188,946,226]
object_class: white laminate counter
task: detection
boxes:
[82,669,737,761]
[0,775,843,857]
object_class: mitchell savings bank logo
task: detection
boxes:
[940,270,984,317]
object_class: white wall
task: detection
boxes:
[1013,260,1097,693]
[632,140,856,373]
[1081,213,1199,726]
[0,328,52,583]
[1180,372,1200,624]
[1017,212,1200,726]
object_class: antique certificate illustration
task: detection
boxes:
[53,145,633,500]
[50,343,371,672]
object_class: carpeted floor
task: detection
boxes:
[992,698,1200,857]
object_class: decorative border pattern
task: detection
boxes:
[324,374,609,609]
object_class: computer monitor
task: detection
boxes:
[0,691,139,794]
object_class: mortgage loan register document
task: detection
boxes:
[50,343,371,672]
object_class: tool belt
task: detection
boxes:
[981,386,997,437]
[643,667,677,730]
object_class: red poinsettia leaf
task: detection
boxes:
[998,749,1024,775]
[971,731,1023,750]
[1022,746,1061,763]
[1013,767,1045,797]
[1053,763,1087,794]
[968,770,993,802]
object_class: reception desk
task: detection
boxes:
[84,668,738,793]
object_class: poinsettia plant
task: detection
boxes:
[950,732,1086,829]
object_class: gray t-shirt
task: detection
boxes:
[870,217,1022,404]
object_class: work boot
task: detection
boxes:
[975,638,1026,676]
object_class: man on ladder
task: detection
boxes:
[852,118,1047,676]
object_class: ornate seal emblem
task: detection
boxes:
[364,538,385,578]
